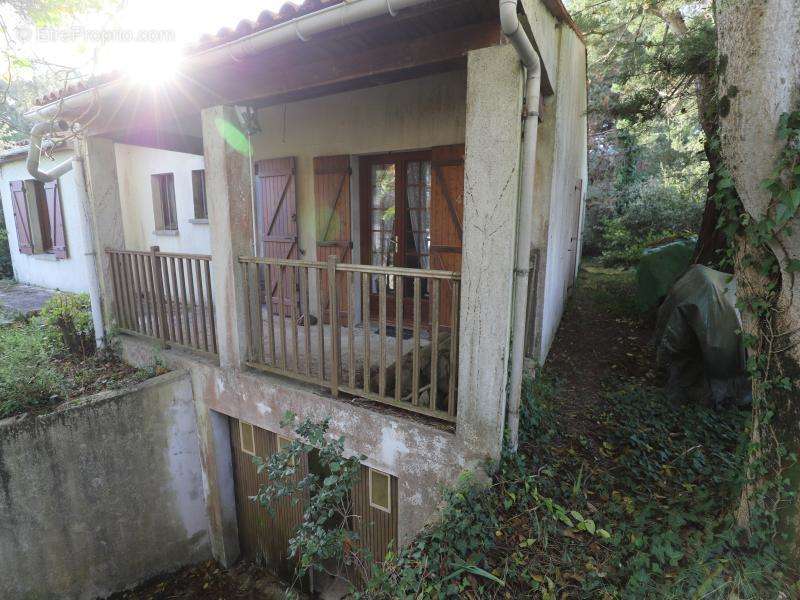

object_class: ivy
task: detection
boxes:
[712,109,800,562]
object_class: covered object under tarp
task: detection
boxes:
[654,265,751,408]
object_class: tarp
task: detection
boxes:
[654,265,751,408]
[635,238,696,310]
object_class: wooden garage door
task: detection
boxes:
[229,418,306,578]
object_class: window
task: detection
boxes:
[277,435,294,466]
[151,173,178,231]
[192,169,207,220]
[8,179,67,258]
[239,421,255,456]
[368,468,391,513]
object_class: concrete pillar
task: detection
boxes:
[195,403,240,566]
[456,44,524,462]
[201,105,255,370]
[80,136,125,327]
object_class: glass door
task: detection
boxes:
[361,152,432,328]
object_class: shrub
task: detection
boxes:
[39,292,95,357]
[0,226,12,279]
[0,322,66,418]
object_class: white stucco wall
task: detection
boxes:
[250,69,468,260]
[0,150,90,292]
[115,144,209,254]
[539,28,589,359]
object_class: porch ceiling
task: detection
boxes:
[64,0,503,139]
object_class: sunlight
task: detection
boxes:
[121,45,183,85]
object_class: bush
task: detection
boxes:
[39,292,95,357]
[0,226,12,279]
[0,322,66,418]
[587,176,704,267]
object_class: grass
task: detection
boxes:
[0,294,162,420]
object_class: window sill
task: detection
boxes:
[153,229,179,236]
[188,218,209,225]
[32,253,58,261]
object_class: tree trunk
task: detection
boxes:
[715,0,800,556]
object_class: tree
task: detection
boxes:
[714,0,800,559]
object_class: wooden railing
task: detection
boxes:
[239,255,460,422]
[107,247,218,355]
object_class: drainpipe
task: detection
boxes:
[500,0,542,452]
[71,145,107,349]
[26,123,106,348]
[26,121,73,182]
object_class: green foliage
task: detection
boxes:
[253,412,368,588]
[0,319,66,418]
[359,269,794,599]
[713,111,800,560]
[0,226,12,279]
[39,292,95,357]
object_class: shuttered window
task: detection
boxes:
[8,179,67,258]
[192,169,207,220]
[151,173,178,231]
[10,180,33,254]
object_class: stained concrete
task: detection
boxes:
[0,280,55,322]
[0,370,210,600]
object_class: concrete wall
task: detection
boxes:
[0,370,210,600]
[120,336,482,555]
[537,28,588,360]
[0,151,90,292]
[115,143,209,254]
[251,70,467,260]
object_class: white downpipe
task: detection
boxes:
[71,146,106,348]
[25,125,106,348]
[501,0,542,452]
[26,121,73,181]
[25,0,436,122]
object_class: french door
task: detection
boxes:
[360,151,433,327]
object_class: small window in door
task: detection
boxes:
[369,468,391,513]
[151,173,178,231]
[192,169,208,220]
[240,421,256,456]
[277,435,294,466]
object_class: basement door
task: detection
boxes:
[229,417,306,579]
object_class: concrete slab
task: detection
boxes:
[0,280,55,322]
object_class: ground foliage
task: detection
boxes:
[360,267,795,599]
[0,292,159,419]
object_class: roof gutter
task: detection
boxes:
[501,0,542,452]
[25,0,436,123]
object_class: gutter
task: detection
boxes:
[25,0,436,123]
[501,0,542,452]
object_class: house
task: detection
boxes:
[0,143,209,291]
[21,0,587,579]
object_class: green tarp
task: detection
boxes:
[654,265,751,408]
[635,238,696,310]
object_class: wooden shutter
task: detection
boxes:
[44,180,67,259]
[314,155,351,323]
[430,145,464,328]
[255,157,298,314]
[9,181,33,254]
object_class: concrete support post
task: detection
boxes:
[201,105,255,370]
[195,404,240,566]
[456,44,524,462]
[79,136,125,330]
